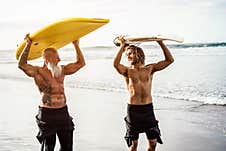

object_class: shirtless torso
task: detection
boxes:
[18,34,85,109]
[35,66,66,108]
[125,65,154,104]
[114,36,174,105]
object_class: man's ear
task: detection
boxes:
[43,56,49,65]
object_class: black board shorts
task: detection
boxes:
[35,105,74,143]
[124,103,163,147]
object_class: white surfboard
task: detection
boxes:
[113,34,184,46]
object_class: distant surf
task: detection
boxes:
[1,42,226,105]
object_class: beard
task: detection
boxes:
[47,62,62,78]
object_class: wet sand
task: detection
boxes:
[1,79,226,151]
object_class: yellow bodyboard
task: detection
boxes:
[16,17,109,60]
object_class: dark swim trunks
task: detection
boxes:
[124,103,163,147]
[35,105,74,144]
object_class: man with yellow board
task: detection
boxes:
[18,34,86,151]
[114,36,174,151]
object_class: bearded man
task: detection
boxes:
[113,36,174,151]
[18,34,85,151]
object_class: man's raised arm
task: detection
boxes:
[63,40,86,75]
[152,41,174,73]
[113,36,128,76]
[18,34,37,77]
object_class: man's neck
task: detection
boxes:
[131,62,144,69]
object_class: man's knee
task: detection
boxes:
[130,140,138,151]
[147,139,157,151]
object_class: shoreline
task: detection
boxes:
[0,79,226,151]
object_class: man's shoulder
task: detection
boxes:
[35,66,48,73]
[145,63,155,67]
[36,66,44,70]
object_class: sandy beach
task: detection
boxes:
[1,77,226,151]
[1,45,226,151]
[1,0,226,150]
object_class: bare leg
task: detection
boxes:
[147,139,157,151]
[129,140,138,151]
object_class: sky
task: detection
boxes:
[0,0,225,49]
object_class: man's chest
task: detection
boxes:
[127,69,152,83]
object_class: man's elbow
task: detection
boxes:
[113,62,118,69]
[18,63,24,70]
[82,61,86,67]
[113,60,119,68]
[170,58,174,63]
[80,61,86,68]
[165,58,174,66]
[168,57,174,64]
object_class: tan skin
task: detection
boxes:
[18,34,85,109]
[113,36,174,151]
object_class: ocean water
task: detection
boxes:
[67,43,226,105]
[0,42,226,105]
[0,42,226,150]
